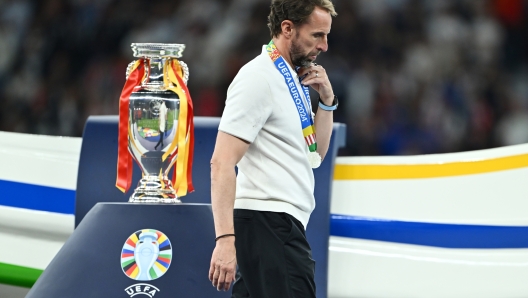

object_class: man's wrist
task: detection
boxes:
[215,233,235,242]
[321,95,335,106]
[216,237,235,245]
[318,95,338,111]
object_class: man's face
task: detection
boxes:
[289,6,332,67]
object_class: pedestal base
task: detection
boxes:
[26,203,229,298]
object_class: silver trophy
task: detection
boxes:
[127,43,189,203]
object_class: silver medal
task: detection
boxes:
[308,151,322,168]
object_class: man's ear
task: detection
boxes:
[281,20,294,39]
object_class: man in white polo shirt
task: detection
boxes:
[209,0,338,296]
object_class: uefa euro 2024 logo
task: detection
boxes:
[121,229,172,281]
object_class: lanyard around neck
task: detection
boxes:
[265,40,318,153]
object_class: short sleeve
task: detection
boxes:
[219,69,272,143]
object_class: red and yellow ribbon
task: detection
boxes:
[116,60,145,193]
[163,60,195,196]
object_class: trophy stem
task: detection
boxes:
[143,57,166,90]
[129,175,181,204]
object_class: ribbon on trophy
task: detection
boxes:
[162,59,194,196]
[116,59,145,193]
[116,59,194,196]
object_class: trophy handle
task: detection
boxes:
[125,61,136,80]
[178,60,189,85]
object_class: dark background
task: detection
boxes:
[0,0,527,156]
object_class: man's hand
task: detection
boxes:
[209,237,237,291]
[298,63,335,159]
[298,63,334,105]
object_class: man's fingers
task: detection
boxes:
[211,265,236,291]
[224,271,234,291]
[217,268,226,291]
[301,69,327,85]
[208,261,215,281]
[212,264,221,286]
[298,68,314,77]
[301,77,321,86]
[298,64,325,77]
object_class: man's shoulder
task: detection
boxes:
[236,51,274,79]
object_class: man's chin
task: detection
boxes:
[304,56,318,67]
[294,59,313,68]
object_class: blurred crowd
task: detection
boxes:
[0,0,527,156]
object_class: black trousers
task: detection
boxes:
[232,209,316,298]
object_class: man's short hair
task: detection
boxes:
[267,0,337,38]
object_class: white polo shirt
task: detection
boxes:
[218,45,315,228]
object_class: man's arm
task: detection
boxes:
[314,103,333,160]
[209,131,250,291]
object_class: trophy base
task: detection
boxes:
[128,196,182,204]
[128,176,181,204]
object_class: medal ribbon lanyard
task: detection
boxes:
[266,41,318,152]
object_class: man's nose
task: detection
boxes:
[317,36,328,52]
